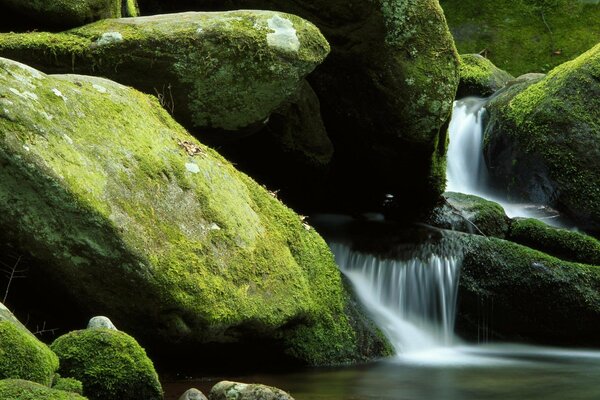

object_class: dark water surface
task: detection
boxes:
[163,344,600,400]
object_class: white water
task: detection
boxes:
[331,243,460,354]
[447,98,565,224]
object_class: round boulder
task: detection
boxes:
[209,381,293,400]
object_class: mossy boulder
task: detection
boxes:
[0,58,388,366]
[0,0,139,31]
[440,0,600,76]
[508,218,600,265]
[50,329,162,400]
[52,377,84,395]
[428,192,510,238]
[456,232,600,344]
[135,0,461,217]
[484,44,600,232]
[457,54,514,98]
[209,381,293,400]
[0,379,87,400]
[0,11,329,134]
[0,303,59,386]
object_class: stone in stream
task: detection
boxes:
[457,54,514,98]
[0,57,390,366]
[484,44,600,233]
[179,388,209,400]
[209,381,294,400]
[87,316,117,330]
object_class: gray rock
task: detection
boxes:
[87,316,117,330]
[209,381,294,400]
[179,388,208,400]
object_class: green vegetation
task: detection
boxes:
[0,321,59,386]
[458,54,514,97]
[440,0,600,75]
[52,377,83,395]
[484,44,600,231]
[458,233,600,343]
[51,329,162,400]
[0,11,329,131]
[0,379,87,400]
[509,218,600,265]
[0,57,388,365]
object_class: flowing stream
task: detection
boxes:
[446,98,566,225]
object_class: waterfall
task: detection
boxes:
[331,242,460,354]
[446,98,566,225]
[446,97,489,195]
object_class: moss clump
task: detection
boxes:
[0,11,329,132]
[0,379,87,400]
[0,58,386,366]
[509,218,600,265]
[484,44,600,232]
[0,319,59,386]
[0,0,138,30]
[441,0,600,76]
[458,54,514,97]
[457,233,600,344]
[429,192,510,238]
[51,329,162,400]
[52,376,83,395]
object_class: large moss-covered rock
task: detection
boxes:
[0,11,329,133]
[0,0,139,31]
[0,303,59,386]
[137,0,461,217]
[51,329,162,400]
[428,192,510,238]
[0,379,87,400]
[484,45,600,233]
[441,0,600,76]
[457,54,514,98]
[456,233,600,344]
[0,58,388,365]
[508,218,600,265]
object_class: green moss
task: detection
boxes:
[458,233,600,343]
[0,11,329,131]
[430,193,510,238]
[50,329,162,400]
[0,321,59,386]
[0,58,386,365]
[52,377,83,395]
[0,379,87,400]
[441,0,600,75]
[484,45,600,230]
[509,218,600,265]
[458,54,514,97]
[0,0,125,29]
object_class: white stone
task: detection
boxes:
[267,15,300,52]
[96,32,124,46]
[87,316,117,330]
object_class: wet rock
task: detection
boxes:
[209,381,294,400]
[179,388,208,400]
[87,316,117,330]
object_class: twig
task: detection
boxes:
[443,197,488,238]
[2,256,25,303]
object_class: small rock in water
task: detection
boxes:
[87,316,117,330]
[209,380,294,400]
[179,388,208,400]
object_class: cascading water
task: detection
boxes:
[446,97,566,225]
[331,242,461,354]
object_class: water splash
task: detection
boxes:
[331,242,460,354]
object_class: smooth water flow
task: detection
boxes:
[331,243,460,354]
[447,98,565,225]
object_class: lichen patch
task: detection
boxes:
[267,15,300,52]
